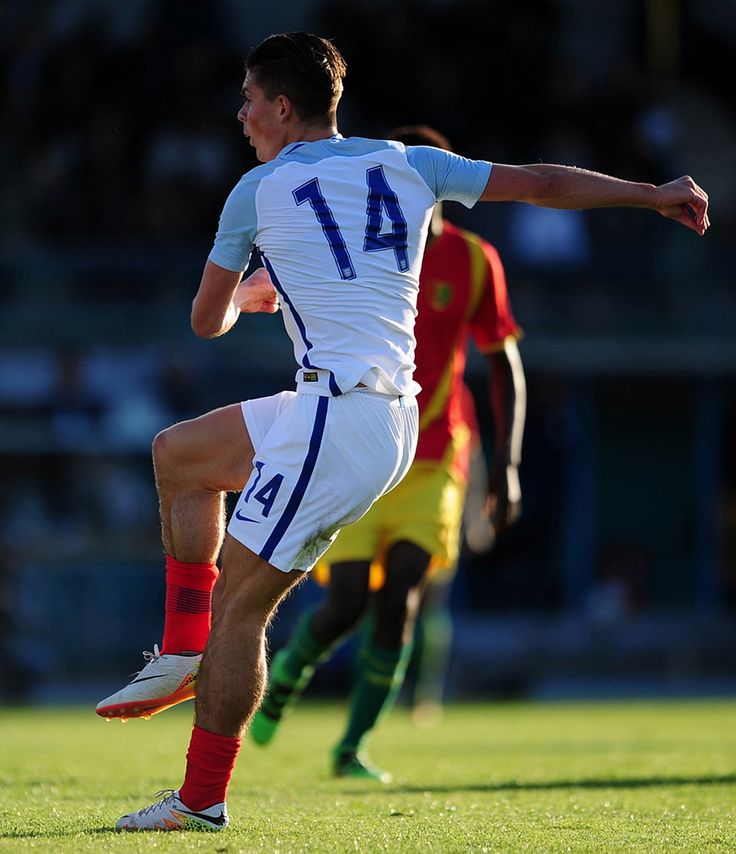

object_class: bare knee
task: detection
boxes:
[153,408,253,493]
[152,423,186,478]
[152,420,219,491]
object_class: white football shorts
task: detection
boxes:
[227,389,419,572]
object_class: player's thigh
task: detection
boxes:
[374,540,432,620]
[310,560,371,643]
[155,403,255,492]
[325,560,372,618]
[382,540,433,603]
[372,541,432,642]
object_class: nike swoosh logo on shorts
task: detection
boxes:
[235,510,261,523]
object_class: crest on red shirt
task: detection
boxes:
[428,280,453,310]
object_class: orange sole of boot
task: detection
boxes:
[96,682,197,721]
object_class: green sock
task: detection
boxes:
[336,634,412,754]
[413,607,452,707]
[252,607,334,745]
[274,606,331,690]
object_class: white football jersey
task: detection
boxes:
[209,135,491,396]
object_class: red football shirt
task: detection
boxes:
[414,220,520,474]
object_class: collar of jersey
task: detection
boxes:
[279,133,344,159]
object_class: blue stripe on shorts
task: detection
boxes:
[259,395,329,563]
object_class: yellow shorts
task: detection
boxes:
[313,460,467,590]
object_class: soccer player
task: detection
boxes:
[247,125,526,782]
[106,32,708,832]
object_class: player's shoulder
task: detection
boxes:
[225,162,279,204]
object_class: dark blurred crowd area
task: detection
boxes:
[3,1,735,247]
[2,0,736,699]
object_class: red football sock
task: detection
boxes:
[162,556,218,654]
[179,725,241,810]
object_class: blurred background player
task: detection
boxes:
[249,126,526,781]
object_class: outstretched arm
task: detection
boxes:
[481,164,710,236]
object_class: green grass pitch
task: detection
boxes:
[1,699,735,852]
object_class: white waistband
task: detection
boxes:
[295,367,403,398]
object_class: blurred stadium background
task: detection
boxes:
[1,0,735,704]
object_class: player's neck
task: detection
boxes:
[287,121,338,146]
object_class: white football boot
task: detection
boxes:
[116,790,228,832]
[96,644,200,720]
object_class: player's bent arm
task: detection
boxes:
[191,264,280,338]
[191,260,243,339]
[481,165,709,236]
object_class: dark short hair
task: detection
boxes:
[246,32,347,124]
[388,125,453,152]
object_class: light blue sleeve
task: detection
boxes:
[207,173,259,272]
[406,146,492,208]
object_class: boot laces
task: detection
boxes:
[129,643,161,677]
[137,789,177,817]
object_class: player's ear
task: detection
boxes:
[276,94,292,121]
